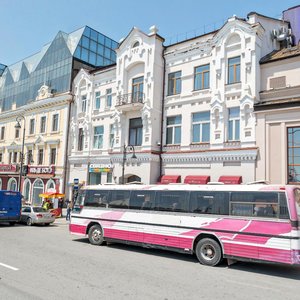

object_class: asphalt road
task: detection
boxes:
[0,220,299,300]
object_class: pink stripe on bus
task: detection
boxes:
[70,224,87,235]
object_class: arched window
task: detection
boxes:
[7,178,17,191]
[127,175,141,183]
[132,41,140,48]
[32,179,44,206]
[46,179,55,191]
[23,179,31,203]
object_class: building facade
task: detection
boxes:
[69,12,289,189]
[255,44,300,184]
[0,26,117,203]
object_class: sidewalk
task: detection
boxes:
[54,208,70,225]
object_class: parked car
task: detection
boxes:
[20,206,55,226]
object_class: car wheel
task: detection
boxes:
[45,223,50,226]
[9,222,16,226]
[26,217,33,226]
[195,238,222,266]
[88,224,104,246]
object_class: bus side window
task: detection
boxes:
[190,192,229,215]
[129,191,155,210]
[155,191,187,212]
[84,190,109,207]
[109,190,130,209]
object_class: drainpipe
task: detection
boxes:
[62,94,73,195]
[159,48,166,179]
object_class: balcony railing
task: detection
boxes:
[117,92,144,106]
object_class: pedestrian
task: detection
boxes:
[66,200,72,221]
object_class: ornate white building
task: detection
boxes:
[68,12,288,191]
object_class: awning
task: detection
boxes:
[39,192,65,198]
[218,176,242,184]
[184,175,210,184]
[160,175,181,184]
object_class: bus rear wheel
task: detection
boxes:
[196,238,222,266]
[88,224,104,246]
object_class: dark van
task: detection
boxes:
[0,190,22,225]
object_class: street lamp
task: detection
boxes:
[15,116,25,192]
[121,143,137,184]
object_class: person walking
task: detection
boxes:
[66,201,72,221]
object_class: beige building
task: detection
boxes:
[0,87,71,205]
[255,44,300,184]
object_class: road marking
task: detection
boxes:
[0,262,19,271]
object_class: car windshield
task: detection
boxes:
[33,207,47,213]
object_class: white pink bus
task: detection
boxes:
[69,184,300,266]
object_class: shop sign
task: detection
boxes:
[89,164,113,173]
[0,164,17,173]
[28,165,55,175]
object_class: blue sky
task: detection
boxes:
[1,0,299,66]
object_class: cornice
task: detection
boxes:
[162,148,258,163]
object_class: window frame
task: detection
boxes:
[78,128,84,151]
[29,119,35,135]
[192,111,210,143]
[194,64,210,90]
[228,107,240,141]
[228,56,241,84]
[287,127,300,184]
[52,114,59,132]
[106,88,112,107]
[81,95,87,113]
[93,126,104,149]
[38,149,44,165]
[129,118,143,146]
[168,71,182,96]
[95,91,101,109]
[166,115,182,145]
[40,116,46,134]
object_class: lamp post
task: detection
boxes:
[15,116,26,192]
[121,143,137,184]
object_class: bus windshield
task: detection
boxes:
[295,188,300,218]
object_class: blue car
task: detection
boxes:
[0,190,22,225]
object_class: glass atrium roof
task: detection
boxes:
[0,26,118,112]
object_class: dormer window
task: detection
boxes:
[132,41,140,48]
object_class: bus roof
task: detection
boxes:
[81,184,290,192]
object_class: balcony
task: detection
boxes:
[116,92,144,112]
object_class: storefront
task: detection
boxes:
[0,164,19,191]
[23,165,61,206]
[88,164,114,185]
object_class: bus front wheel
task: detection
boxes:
[88,224,104,246]
[196,238,222,266]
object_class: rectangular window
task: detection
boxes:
[29,119,35,135]
[192,111,210,143]
[168,71,182,95]
[27,149,33,164]
[230,191,287,219]
[78,128,84,151]
[84,190,109,207]
[95,91,101,109]
[109,124,115,148]
[130,191,156,210]
[38,149,44,165]
[50,148,56,165]
[190,191,229,215]
[129,118,143,146]
[13,152,18,163]
[0,153,2,162]
[9,152,12,164]
[0,126,5,140]
[93,126,104,149]
[52,114,59,132]
[15,128,20,139]
[132,76,144,103]
[155,191,188,212]
[228,56,241,84]
[107,172,113,183]
[288,127,300,183]
[166,115,181,145]
[40,116,46,133]
[194,64,210,90]
[228,107,240,141]
[81,95,87,112]
[106,88,112,107]
[109,190,130,209]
